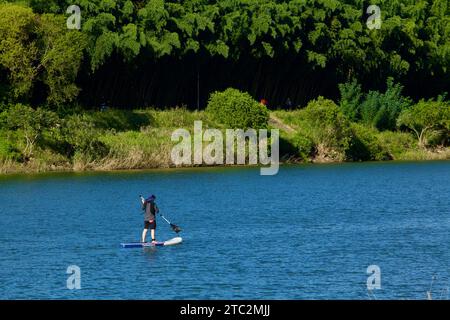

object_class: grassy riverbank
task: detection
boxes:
[1,1,449,174]
[1,107,449,175]
[0,108,209,174]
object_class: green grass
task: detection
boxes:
[271,109,449,162]
[272,110,304,128]
[0,107,448,174]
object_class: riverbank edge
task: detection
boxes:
[2,108,449,175]
[1,150,449,175]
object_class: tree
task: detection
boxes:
[0,4,38,100]
[397,99,450,147]
[4,1,450,108]
[0,3,87,105]
[38,14,87,105]
[0,104,59,158]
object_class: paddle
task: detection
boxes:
[139,195,182,233]
[159,214,182,233]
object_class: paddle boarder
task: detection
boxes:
[141,194,159,243]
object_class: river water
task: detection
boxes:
[0,161,449,299]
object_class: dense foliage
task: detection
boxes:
[206,88,269,129]
[0,104,59,159]
[296,97,352,161]
[0,3,86,105]
[0,0,448,107]
[0,97,448,173]
[397,98,450,146]
[0,1,448,172]
[339,78,412,131]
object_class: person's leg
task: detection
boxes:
[150,220,156,242]
[142,229,147,242]
[151,228,155,242]
[142,221,151,242]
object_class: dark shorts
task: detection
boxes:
[144,220,156,230]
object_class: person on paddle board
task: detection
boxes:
[141,194,159,243]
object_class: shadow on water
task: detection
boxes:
[142,247,159,261]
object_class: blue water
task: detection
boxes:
[0,161,449,299]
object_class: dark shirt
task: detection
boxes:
[143,200,158,221]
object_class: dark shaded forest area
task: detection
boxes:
[1,0,449,109]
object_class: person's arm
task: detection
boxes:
[140,196,146,210]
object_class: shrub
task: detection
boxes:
[0,103,59,159]
[397,99,450,147]
[206,88,268,129]
[0,131,21,161]
[360,78,411,131]
[347,123,391,161]
[291,133,314,161]
[299,97,352,161]
[62,114,109,160]
[377,130,417,159]
[338,79,363,121]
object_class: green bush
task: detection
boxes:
[206,88,269,129]
[338,79,363,121]
[32,148,69,167]
[62,114,109,159]
[0,103,59,159]
[299,97,352,160]
[397,99,450,147]
[291,133,314,161]
[347,123,391,161]
[377,130,417,159]
[360,78,412,131]
[0,131,21,161]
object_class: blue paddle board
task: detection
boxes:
[121,237,182,248]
